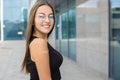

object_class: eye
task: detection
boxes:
[39,15,45,19]
[38,13,45,19]
[48,14,54,19]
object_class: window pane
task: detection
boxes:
[3,0,28,40]
[62,12,68,39]
[68,8,76,38]
[110,0,120,79]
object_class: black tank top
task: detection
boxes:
[27,36,63,80]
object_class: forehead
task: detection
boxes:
[36,5,53,14]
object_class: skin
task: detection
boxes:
[29,5,54,80]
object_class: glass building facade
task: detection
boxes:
[55,0,76,61]
[110,0,120,79]
[1,0,120,80]
[3,0,28,40]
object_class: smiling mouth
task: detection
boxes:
[44,25,50,27]
[42,25,50,28]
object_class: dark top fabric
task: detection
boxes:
[27,36,63,80]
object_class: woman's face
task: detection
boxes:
[34,5,54,35]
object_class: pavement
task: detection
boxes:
[0,41,109,80]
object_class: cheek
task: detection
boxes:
[34,17,39,23]
[34,17,42,26]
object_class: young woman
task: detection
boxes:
[22,1,63,80]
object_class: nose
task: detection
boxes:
[44,17,50,22]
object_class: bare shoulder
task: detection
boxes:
[30,38,48,50]
[29,38,49,61]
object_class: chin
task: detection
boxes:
[43,31,51,34]
[41,28,52,34]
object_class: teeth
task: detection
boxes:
[44,25,50,28]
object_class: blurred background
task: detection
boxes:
[0,0,120,80]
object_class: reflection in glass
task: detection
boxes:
[62,12,68,39]
[3,0,28,40]
[55,0,76,61]
[61,12,69,57]
[110,0,120,80]
[68,8,76,60]
[68,9,76,39]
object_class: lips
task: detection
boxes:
[41,24,51,28]
[43,25,50,28]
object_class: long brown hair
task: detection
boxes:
[21,1,55,73]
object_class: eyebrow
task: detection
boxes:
[38,12,53,15]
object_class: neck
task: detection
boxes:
[33,32,48,40]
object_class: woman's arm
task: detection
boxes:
[30,38,51,80]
